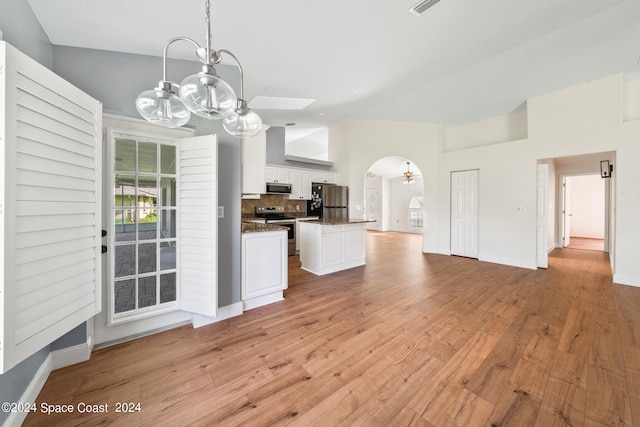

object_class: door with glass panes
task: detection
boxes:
[111,136,178,323]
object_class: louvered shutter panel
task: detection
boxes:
[178,135,217,317]
[1,42,102,373]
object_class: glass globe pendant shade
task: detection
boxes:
[179,65,237,119]
[223,100,262,137]
[135,81,191,128]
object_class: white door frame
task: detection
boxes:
[450,169,479,258]
[536,164,549,268]
[561,176,572,248]
[95,116,195,346]
[558,173,609,252]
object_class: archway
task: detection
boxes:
[364,156,424,235]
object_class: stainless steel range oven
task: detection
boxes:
[255,206,296,256]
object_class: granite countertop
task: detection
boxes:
[241,222,289,234]
[301,218,375,226]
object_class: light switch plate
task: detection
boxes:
[218,206,224,218]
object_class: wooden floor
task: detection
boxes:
[26,232,640,426]
[567,237,605,252]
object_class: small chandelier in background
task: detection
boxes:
[403,161,414,184]
[135,0,262,137]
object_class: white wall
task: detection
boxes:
[285,127,329,160]
[624,79,640,122]
[329,119,441,249]
[568,175,605,239]
[329,74,640,285]
[445,110,528,152]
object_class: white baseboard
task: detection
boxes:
[51,336,93,370]
[7,354,52,427]
[243,292,284,311]
[192,302,243,328]
[422,246,450,255]
[479,255,537,270]
[548,244,556,254]
[612,274,640,288]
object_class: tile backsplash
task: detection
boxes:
[242,194,308,217]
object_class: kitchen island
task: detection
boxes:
[241,222,288,310]
[298,219,371,275]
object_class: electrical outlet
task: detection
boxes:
[218,206,224,218]
[513,206,523,213]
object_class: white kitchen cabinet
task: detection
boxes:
[289,169,301,199]
[241,125,269,196]
[300,171,313,198]
[310,171,337,184]
[299,221,367,275]
[241,229,288,310]
[296,217,319,251]
[265,165,290,183]
[290,169,313,200]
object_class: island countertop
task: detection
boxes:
[241,222,288,234]
[298,218,375,226]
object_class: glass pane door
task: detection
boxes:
[111,137,177,322]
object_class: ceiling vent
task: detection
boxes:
[409,0,442,16]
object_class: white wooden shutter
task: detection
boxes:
[0,42,102,373]
[179,135,217,317]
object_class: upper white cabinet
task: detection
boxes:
[241,125,269,195]
[289,169,312,200]
[264,164,338,199]
[310,171,338,184]
[265,165,290,183]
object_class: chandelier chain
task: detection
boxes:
[205,0,212,62]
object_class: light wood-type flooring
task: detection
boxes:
[567,236,605,252]
[25,231,640,426]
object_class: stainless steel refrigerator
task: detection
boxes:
[307,184,348,219]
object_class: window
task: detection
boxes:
[409,196,424,229]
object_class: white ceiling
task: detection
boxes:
[26,0,640,135]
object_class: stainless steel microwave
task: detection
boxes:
[265,182,292,194]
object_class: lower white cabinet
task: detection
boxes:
[296,217,319,251]
[241,230,288,310]
[299,222,367,275]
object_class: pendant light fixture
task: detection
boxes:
[135,0,262,136]
[403,161,414,184]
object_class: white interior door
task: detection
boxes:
[451,170,479,258]
[562,177,571,247]
[536,164,549,268]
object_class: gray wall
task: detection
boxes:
[214,141,241,305]
[0,0,52,68]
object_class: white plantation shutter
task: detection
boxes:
[179,135,217,317]
[1,42,102,373]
